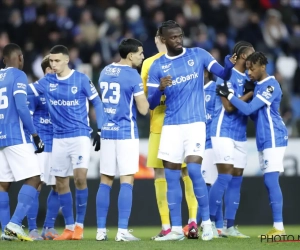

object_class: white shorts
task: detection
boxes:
[158,122,206,163]
[100,139,139,176]
[211,137,247,168]
[51,136,91,177]
[201,148,218,185]
[0,143,40,182]
[259,147,286,174]
[37,152,56,186]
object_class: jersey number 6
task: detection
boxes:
[100,82,120,104]
[0,87,8,109]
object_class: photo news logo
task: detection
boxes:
[261,235,300,243]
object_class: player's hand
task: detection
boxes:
[225,53,237,65]
[216,81,231,98]
[159,75,172,91]
[32,134,44,153]
[93,129,101,151]
[244,80,255,94]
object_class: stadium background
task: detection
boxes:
[1,0,300,228]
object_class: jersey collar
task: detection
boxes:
[257,76,275,85]
[164,48,186,60]
[56,69,75,80]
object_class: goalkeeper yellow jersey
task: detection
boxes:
[141,52,166,134]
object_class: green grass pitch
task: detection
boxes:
[1,226,300,250]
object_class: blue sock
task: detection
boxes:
[118,183,133,229]
[209,174,232,221]
[27,191,40,231]
[75,188,88,225]
[196,184,211,224]
[58,192,74,226]
[224,176,243,228]
[264,172,283,222]
[43,190,60,228]
[165,168,182,226]
[187,163,210,221]
[215,200,224,229]
[96,184,111,228]
[11,185,37,226]
[0,191,10,232]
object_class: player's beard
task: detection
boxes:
[168,46,183,56]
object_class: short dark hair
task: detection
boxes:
[246,52,268,66]
[3,43,21,58]
[49,45,69,55]
[41,55,50,73]
[232,41,253,59]
[118,38,143,59]
[158,20,181,36]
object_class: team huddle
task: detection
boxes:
[0,20,287,242]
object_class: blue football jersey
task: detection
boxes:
[99,63,144,139]
[28,93,53,152]
[147,48,216,125]
[252,76,288,151]
[204,81,216,149]
[211,68,248,141]
[0,67,31,147]
[28,70,99,139]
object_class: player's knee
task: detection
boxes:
[74,176,87,189]
[185,155,203,164]
[232,168,243,176]
[154,168,165,179]
[0,182,11,192]
[25,175,42,188]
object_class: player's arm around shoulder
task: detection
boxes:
[216,78,236,113]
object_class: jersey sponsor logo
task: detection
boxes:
[171,72,199,86]
[105,67,121,76]
[262,91,272,99]
[0,73,6,81]
[266,86,274,93]
[17,83,27,89]
[162,63,171,70]
[0,132,6,139]
[205,95,211,102]
[104,107,116,114]
[206,113,212,120]
[49,83,58,91]
[49,99,79,106]
[237,79,243,84]
[102,125,119,131]
[40,117,52,124]
[188,59,194,66]
[89,80,97,94]
[71,86,78,94]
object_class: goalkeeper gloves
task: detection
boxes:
[216,81,232,98]
[244,80,255,94]
[93,129,101,151]
[33,134,44,153]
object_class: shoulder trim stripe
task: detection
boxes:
[13,90,27,96]
[207,60,217,71]
[89,93,98,100]
[257,94,271,106]
[29,84,39,97]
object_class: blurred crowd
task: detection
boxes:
[1,0,300,137]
